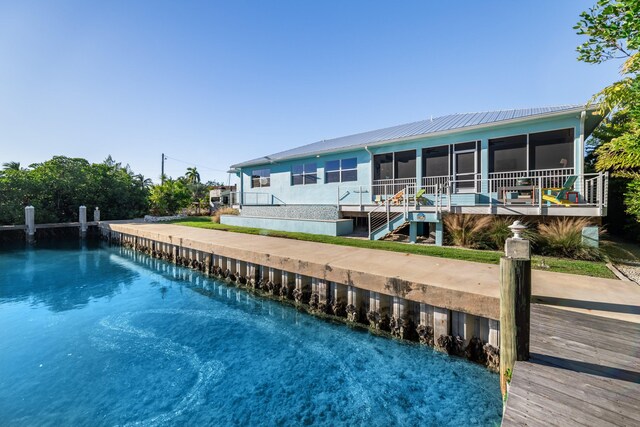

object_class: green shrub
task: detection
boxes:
[537,217,602,260]
[486,217,514,250]
[486,217,538,251]
[212,207,239,224]
[443,214,492,248]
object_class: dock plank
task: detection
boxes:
[502,304,640,426]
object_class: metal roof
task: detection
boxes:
[231,105,588,169]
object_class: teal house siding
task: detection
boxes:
[236,112,586,206]
[228,106,606,242]
[239,150,372,205]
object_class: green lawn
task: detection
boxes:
[170,217,617,279]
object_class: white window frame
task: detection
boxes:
[251,168,271,188]
[325,158,358,183]
[292,162,317,186]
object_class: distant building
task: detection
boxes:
[209,185,236,209]
[225,105,607,244]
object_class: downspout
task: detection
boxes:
[579,110,586,197]
[365,146,373,198]
[238,167,243,207]
[579,110,586,177]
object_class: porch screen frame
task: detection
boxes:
[422,145,450,177]
[528,128,575,170]
[488,134,528,173]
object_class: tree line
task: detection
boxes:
[576,0,640,237]
[0,156,220,225]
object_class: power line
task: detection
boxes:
[164,155,229,173]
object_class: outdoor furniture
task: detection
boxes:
[499,185,537,205]
[565,191,579,203]
[390,189,404,205]
[542,175,578,206]
[411,188,427,205]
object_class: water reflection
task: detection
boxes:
[0,239,138,312]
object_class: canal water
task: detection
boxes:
[0,241,502,426]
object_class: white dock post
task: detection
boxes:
[25,205,35,244]
[94,207,100,222]
[79,205,87,238]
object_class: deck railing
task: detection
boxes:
[371,178,416,197]
[488,168,575,193]
[422,176,450,194]
[230,192,281,206]
[236,168,608,213]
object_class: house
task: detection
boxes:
[209,185,236,209]
[224,105,607,244]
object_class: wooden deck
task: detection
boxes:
[502,304,640,426]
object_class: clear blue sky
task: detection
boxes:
[0,0,621,184]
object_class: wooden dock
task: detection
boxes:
[0,222,97,231]
[502,304,640,426]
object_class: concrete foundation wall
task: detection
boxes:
[240,204,339,220]
[220,215,353,236]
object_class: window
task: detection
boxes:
[325,158,358,183]
[529,129,574,170]
[292,162,317,185]
[489,135,527,173]
[251,168,270,188]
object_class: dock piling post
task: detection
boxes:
[500,221,531,397]
[79,206,87,238]
[94,207,100,222]
[25,205,35,244]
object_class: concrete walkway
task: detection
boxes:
[103,222,640,323]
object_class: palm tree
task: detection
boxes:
[184,167,203,214]
[2,161,20,171]
[135,174,153,188]
[185,167,201,184]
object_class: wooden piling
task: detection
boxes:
[499,254,531,397]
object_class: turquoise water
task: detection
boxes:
[0,241,502,426]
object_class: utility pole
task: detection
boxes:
[161,153,166,184]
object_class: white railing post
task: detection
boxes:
[359,186,363,209]
[404,186,408,218]
[386,199,390,229]
[604,172,609,208]
[537,177,543,215]
[597,173,603,215]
